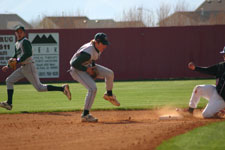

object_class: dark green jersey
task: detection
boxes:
[71,52,91,71]
[14,37,32,63]
[195,62,225,100]
[70,42,99,71]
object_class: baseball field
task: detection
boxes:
[0,79,225,150]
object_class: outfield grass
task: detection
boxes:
[0,79,214,113]
[157,121,225,150]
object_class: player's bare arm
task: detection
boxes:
[188,62,196,70]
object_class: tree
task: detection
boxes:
[174,0,190,12]
[29,14,45,29]
[156,2,171,26]
[158,0,192,26]
[30,9,85,29]
[118,6,155,27]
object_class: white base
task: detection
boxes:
[159,115,183,120]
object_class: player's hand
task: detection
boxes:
[188,62,195,70]
[2,66,9,72]
[87,67,94,74]
[86,67,98,79]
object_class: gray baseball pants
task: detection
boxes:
[6,63,48,91]
[70,64,114,111]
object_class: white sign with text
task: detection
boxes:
[0,35,15,66]
[29,33,59,78]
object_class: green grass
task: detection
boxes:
[0,79,214,113]
[157,121,225,150]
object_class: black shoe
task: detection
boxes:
[187,107,194,114]
[0,101,12,110]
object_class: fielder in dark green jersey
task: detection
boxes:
[0,26,71,110]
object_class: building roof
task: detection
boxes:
[159,10,225,26]
[159,0,225,26]
[80,19,116,28]
[178,11,225,22]
[38,16,145,29]
[42,16,89,28]
[0,14,32,30]
[196,0,225,12]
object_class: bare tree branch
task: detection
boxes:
[156,2,171,26]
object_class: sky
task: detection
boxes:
[0,0,205,23]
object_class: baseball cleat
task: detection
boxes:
[0,101,12,110]
[63,84,71,100]
[220,109,225,115]
[81,114,98,122]
[185,107,194,114]
[176,107,194,117]
[213,109,225,118]
[103,93,120,106]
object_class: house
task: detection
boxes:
[0,14,32,30]
[160,11,225,26]
[38,16,89,29]
[159,0,225,26]
[196,0,225,12]
[37,16,145,29]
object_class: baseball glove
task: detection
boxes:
[87,67,99,79]
[8,58,17,70]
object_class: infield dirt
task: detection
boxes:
[0,109,223,150]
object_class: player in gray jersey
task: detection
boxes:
[70,32,120,122]
[0,26,71,110]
